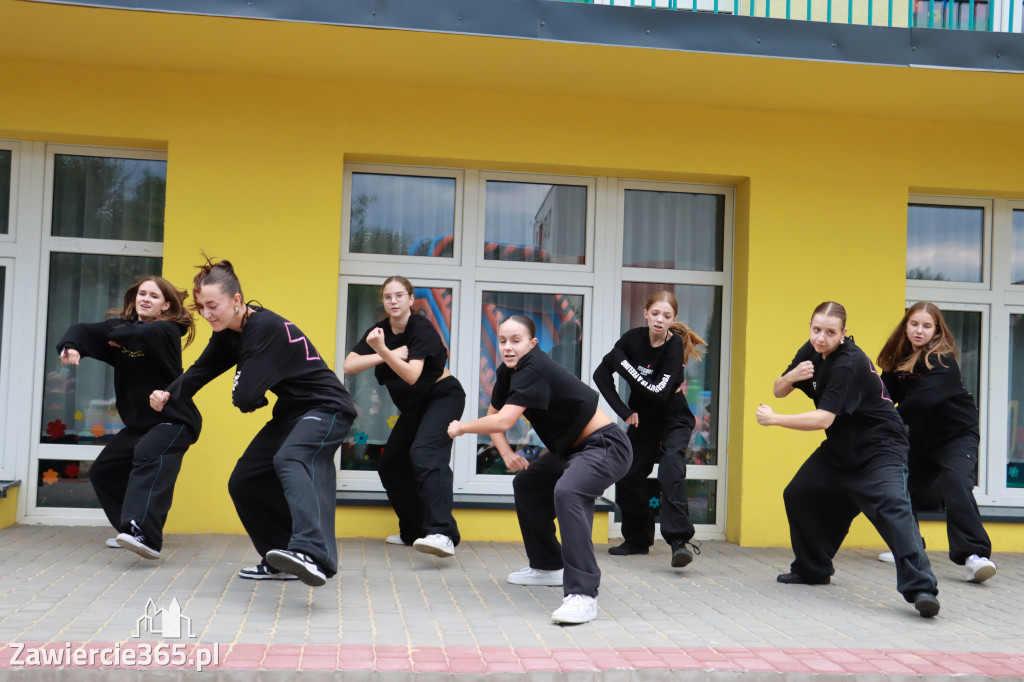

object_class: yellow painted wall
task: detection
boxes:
[1,2,1024,549]
[0,487,17,530]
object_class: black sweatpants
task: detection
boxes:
[228,409,351,577]
[616,407,695,547]
[784,450,938,602]
[89,422,196,551]
[378,376,465,545]
[907,435,991,565]
[513,424,633,598]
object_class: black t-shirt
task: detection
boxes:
[491,346,598,457]
[57,318,202,436]
[349,313,448,412]
[881,353,979,447]
[167,306,355,423]
[783,337,908,469]
[593,327,692,427]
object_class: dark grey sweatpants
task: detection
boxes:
[512,424,633,597]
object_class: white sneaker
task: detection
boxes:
[507,566,563,586]
[551,594,597,624]
[385,534,408,546]
[105,537,121,549]
[413,534,455,558]
[878,551,895,563]
[965,554,997,583]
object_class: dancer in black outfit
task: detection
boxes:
[58,276,200,560]
[343,276,464,557]
[876,301,996,582]
[151,259,355,586]
[756,301,941,617]
[594,290,706,567]
[448,315,632,625]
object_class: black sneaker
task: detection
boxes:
[237,563,299,580]
[670,540,700,568]
[608,542,649,556]
[913,592,940,618]
[776,572,830,585]
[265,549,327,587]
[116,532,160,560]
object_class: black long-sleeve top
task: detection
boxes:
[881,353,979,448]
[57,318,202,436]
[349,313,447,412]
[593,327,690,424]
[783,337,908,470]
[491,346,598,457]
[166,306,355,423]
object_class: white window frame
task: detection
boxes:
[0,259,14,480]
[906,195,1024,506]
[337,165,734,541]
[474,171,596,276]
[24,144,166,523]
[339,164,464,266]
[906,196,992,293]
[611,179,734,540]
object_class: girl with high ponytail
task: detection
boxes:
[593,291,705,568]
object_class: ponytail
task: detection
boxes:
[669,321,707,364]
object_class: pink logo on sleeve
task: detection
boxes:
[285,323,321,361]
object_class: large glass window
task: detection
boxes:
[35,148,166,513]
[0,149,11,235]
[476,290,584,475]
[341,282,453,472]
[51,154,165,241]
[483,181,587,265]
[1009,314,1024,488]
[622,190,724,271]
[347,173,456,257]
[907,204,984,282]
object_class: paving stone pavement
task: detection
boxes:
[0,524,1021,679]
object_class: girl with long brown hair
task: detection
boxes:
[876,302,996,582]
[57,276,201,560]
[593,290,705,568]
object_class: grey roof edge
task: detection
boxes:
[17,0,1024,74]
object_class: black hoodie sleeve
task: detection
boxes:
[56,319,121,365]
[782,342,816,401]
[893,355,969,419]
[612,333,685,405]
[165,332,238,403]
[594,348,634,421]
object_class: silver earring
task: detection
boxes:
[235,306,240,315]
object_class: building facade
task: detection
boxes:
[1,0,1023,550]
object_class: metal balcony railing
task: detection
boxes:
[554,0,1022,32]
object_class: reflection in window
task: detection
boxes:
[1012,210,1024,285]
[621,282,722,466]
[1008,315,1024,489]
[349,173,456,257]
[623,190,724,271]
[36,459,101,509]
[341,283,453,471]
[913,0,989,29]
[484,181,586,265]
[476,290,584,475]
[51,155,166,241]
[41,253,161,446]
[0,149,10,235]
[615,478,717,526]
[907,204,983,282]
